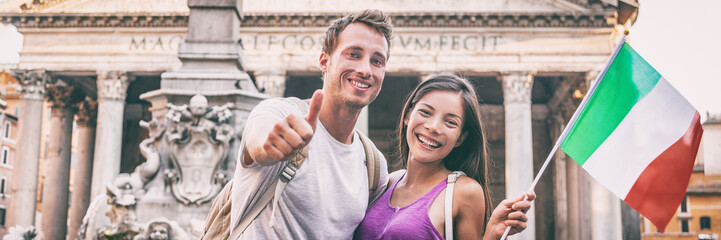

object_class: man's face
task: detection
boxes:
[319,22,388,110]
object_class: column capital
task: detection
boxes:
[46,85,83,109]
[96,71,129,101]
[11,69,48,100]
[585,70,601,88]
[76,100,98,127]
[501,71,534,104]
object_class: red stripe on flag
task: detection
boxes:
[623,111,703,233]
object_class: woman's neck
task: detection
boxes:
[401,156,451,189]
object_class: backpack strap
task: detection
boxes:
[229,97,309,239]
[445,171,466,240]
[355,129,382,205]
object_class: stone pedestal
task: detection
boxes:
[41,85,82,239]
[68,100,97,239]
[501,72,535,240]
[90,71,129,197]
[160,0,256,93]
[8,70,47,227]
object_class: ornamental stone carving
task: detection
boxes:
[2,12,615,29]
[164,94,233,205]
[502,72,534,104]
[46,85,83,109]
[97,71,129,101]
[11,69,48,100]
[76,100,98,127]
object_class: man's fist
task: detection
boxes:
[262,90,324,161]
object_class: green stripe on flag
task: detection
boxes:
[561,43,662,165]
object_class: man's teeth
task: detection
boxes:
[350,80,369,88]
[418,135,440,148]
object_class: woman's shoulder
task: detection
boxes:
[388,169,407,185]
[453,175,486,202]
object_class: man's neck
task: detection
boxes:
[318,101,362,145]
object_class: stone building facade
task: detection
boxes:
[0,0,646,239]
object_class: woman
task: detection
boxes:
[355,75,534,239]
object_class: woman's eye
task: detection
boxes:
[349,52,359,58]
[419,109,430,115]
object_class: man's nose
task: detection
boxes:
[356,59,372,78]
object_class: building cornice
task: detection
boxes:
[1,11,615,29]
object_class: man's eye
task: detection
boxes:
[371,59,383,65]
[349,52,359,58]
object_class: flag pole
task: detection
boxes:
[499,30,629,240]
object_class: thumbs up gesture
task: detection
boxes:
[262,90,324,162]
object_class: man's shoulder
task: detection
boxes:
[251,97,306,117]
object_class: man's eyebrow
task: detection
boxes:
[373,51,387,61]
[348,46,387,60]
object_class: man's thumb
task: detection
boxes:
[305,90,324,129]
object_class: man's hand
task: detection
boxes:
[483,191,536,240]
[261,90,323,161]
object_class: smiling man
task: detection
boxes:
[203,9,533,240]
[226,10,393,239]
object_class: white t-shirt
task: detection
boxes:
[229,98,389,239]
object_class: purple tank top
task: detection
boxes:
[354,173,447,240]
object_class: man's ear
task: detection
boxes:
[455,131,468,148]
[319,52,329,73]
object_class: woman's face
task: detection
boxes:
[405,90,467,164]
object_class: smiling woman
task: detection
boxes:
[355,75,535,240]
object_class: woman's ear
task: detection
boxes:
[455,131,468,148]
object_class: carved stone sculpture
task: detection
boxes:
[78,94,236,239]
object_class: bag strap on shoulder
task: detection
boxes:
[230,97,309,239]
[445,171,466,240]
[230,97,383,239]
[355,129,382,205]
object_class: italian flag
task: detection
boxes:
[560,42,704,232]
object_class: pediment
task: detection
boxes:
[243,0,616,13]
[0,0,188,14]
[1,0,617,15]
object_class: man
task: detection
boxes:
[207,9,534,239]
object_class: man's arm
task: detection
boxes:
[243,90,324,166]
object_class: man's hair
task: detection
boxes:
[322,9,393,56]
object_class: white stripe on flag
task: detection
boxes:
[581,77,697,199]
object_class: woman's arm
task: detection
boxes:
[453,177,487,240]
[482,192,536,240]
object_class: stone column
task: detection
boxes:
[68,100,97,240]
[549,114,568,240]
[255,70,286,98]
[41,85,82,239]
[501,72,535,240]
[90,71,129,197]
[591,180,623,239]
[8,69,47,227]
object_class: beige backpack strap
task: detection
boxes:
[445,171,466,240]
[230,97,310,239]
[355,129,382,205]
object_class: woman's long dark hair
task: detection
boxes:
[395,74,492,224]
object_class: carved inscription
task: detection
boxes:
[129,35,185,51]
[238,34,503,52]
